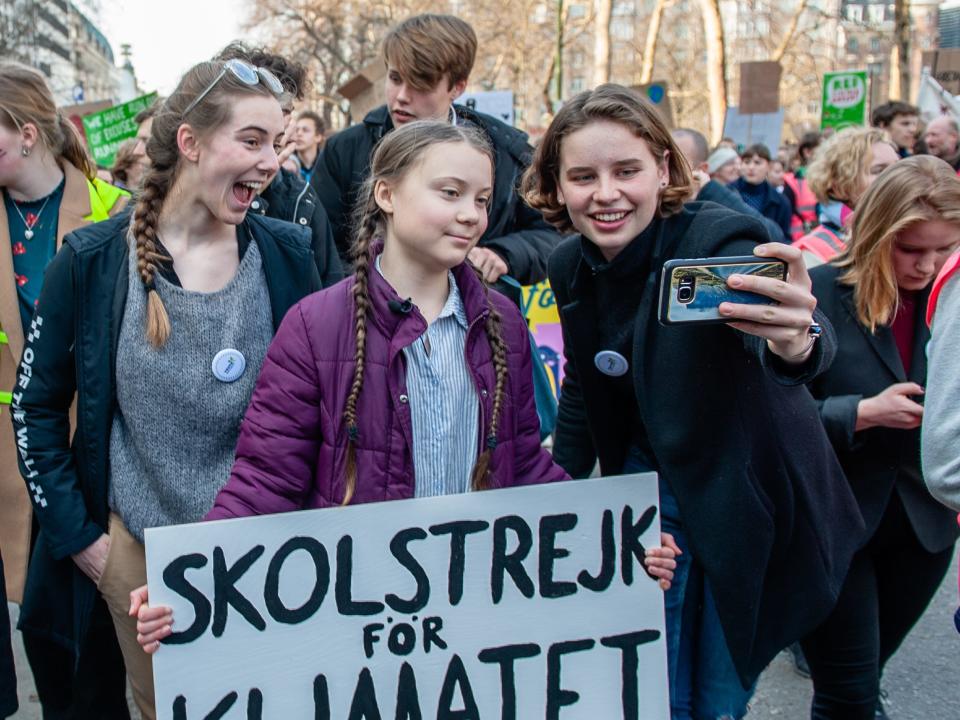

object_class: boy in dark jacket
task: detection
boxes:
[312,13,560,284]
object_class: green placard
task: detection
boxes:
[81,92,157,168]
[821,71,868,130]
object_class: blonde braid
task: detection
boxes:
[470,300,509,491]
[341,188,381,505]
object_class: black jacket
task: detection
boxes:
[696,179,786,242]
[11,212,321,653]
[809,264,958,553]
[312,104,561,284]
[256,168,344,288]
[549,203,864,685]
[731,177,793,240]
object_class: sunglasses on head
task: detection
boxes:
[182,59,285,118]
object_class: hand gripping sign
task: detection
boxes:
[145,474,669,719]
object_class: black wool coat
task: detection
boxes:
[808,265,958,553]
[549,202,865,685]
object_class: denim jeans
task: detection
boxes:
[623,448,755,720]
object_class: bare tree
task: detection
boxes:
[893,0,910,100]
[638,0,670,85]
[771,0,809,63]
[593,0,613,86]
[697,0,728,143]
[0,0,38,63]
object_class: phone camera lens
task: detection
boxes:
[677,276,696,304]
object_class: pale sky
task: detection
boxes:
[99,1,255,95]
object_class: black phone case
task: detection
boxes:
[657,255,788,326]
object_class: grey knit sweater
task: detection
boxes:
[109,242,273,542]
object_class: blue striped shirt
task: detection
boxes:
[375,256,479,497]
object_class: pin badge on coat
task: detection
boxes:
[594,350,629,377]
[212,348,246,383]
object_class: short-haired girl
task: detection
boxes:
[12,59,322,719]
[522,84,864,720]
[805,156,960,718]
[732,143,793,240]
[132,120,678,656]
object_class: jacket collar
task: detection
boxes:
[365,241,490,345]
[838,280,932,382]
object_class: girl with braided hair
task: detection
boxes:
[11,59,321,718]
[131,120,679,657]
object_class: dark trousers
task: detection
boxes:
[22,596,130,720]
[1,553,18,720]
[801,492,954,719]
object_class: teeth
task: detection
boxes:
[595,212,626,222]
[239,181,262,190]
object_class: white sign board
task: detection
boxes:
[458,90,515,126]
[145,474,669,719]
[722,106,785,152]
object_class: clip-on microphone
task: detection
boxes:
[388,298,414,314]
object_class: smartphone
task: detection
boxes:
[657,255,787,326]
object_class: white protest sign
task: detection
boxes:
[458,90,515,126]
[145,474,668,719]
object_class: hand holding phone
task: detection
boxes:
[659,243,820,363]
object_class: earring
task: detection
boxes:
[21,146,30,157]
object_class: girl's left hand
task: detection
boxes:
[719,243,818,364]
[645,532,681,591]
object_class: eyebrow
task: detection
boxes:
[565,158,643,173]
[236,125,270,135]
[432,176,492,192]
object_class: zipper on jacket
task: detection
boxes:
[465,311,490,461]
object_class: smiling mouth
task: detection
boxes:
[232,180,263,206]
[392,109,416,121]
[590,211,631,223]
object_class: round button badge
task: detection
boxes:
[594,350,629,377]
[212,348,246,383]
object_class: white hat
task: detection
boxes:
[707,147,739,175]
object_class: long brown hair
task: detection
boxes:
[836,155,960,330]
[0,61,96,180]
[131,60,282,348]
[521,83,694,233]
[341,120,505,505]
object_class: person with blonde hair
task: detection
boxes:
[1,60,130,718]
[804,155,960,718]
[795,127,899,267]
[11,58,321,718]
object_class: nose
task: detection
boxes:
[916,250,938,275]
[593,174,621,203]
[261,145,280,175]
[395,81,412,104]
[457,200,481,225]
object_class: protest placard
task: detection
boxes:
[722,107,785,152]
[922,50,960,96]
[458,90,515,126]
[81,92,157,167]
[145,474,669,719]
[522,280,564,399]
[739,61,781,115]
[820,71,868,130]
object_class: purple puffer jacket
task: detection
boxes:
[208,261,569,519]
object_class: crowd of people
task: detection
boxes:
[1,11,959,720]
